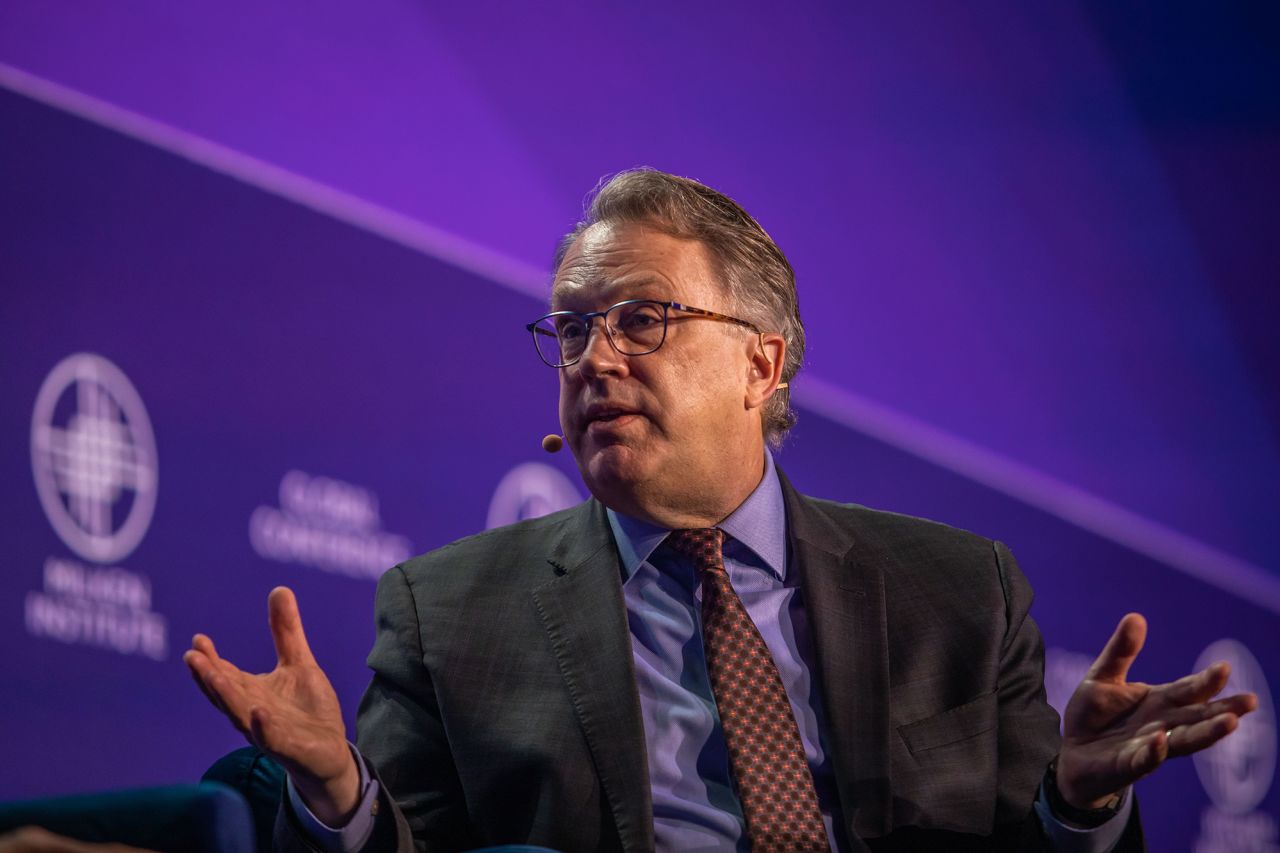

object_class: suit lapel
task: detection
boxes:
[782,472,892,844]
[528,479,897,849]
[530,500,655,853]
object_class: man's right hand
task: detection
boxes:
[183,586,361,826]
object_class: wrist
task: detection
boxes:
[294,752,362,827]
[1045,756,1123,827]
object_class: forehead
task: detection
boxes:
[551,221,724,310]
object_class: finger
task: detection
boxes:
[183,650,228,713]
[192,633,222,662]
[190,671,227,716]
[1166,661,1230,705]
[1169,712,1242,758]
[183,646,232,684]
[183,647,219,688]
[268,586,317,667]
[1094,728,1168,792]
[205,673,254,736]
[249,704,269,744]
[1159,692,1259,729]
[190,655,259,734]
[2,825,89,852]
[0,825,160,853]
[184,643,254,714]
[205,666,250,711]
[1159,666,1224,708]
[1087,613,1147,683]
[1128,729,1169,779]
[248,704,281,757]
[247,704,300,773]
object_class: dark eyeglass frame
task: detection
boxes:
[526,299,764,368]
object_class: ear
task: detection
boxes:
[744,332,787,412]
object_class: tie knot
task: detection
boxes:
[666,528,725,571]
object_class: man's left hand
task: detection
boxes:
[1055,612,1258,809]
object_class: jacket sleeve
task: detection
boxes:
[992,542,1144,852]
[274,563,477,853]
[361,562,482,851]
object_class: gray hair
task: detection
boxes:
[554,168,805,447]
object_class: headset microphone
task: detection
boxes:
[542,434,564,454]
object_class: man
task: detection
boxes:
[186,169,1256,852]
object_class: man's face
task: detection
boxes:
[552,222,765,520]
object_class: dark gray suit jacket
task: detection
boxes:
[279,471,1143,852]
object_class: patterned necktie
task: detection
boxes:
[666,528,831,853]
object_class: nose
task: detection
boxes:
[576,316,628,379]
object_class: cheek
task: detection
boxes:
[661,356,739,419]
[557,380,575,431]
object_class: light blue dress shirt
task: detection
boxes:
[610,451,842,852]
[293,451,1129,852]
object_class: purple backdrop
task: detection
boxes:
[1,4,1277,850]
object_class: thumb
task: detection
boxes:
[268,586,316,667]
[1088,613,1147,683]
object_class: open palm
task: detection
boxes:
[1055,613,1257,808]
[184,587,360,824]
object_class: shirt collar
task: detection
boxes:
[607,451,787,583]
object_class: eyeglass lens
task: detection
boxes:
[533,301,668,365]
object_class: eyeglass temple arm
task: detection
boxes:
[671,303,790,388]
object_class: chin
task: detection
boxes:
[577,443,652,498]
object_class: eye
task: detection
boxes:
[617,304,663,330]
[556,317,587,340]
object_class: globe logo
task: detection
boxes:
[486,462,582,529]
[1192,639,1275,814]
[30,353,158,563]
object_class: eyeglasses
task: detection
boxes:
[527,299,764,368]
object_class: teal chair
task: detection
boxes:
[201,747,562,853]
[202,748,285,852]
[0,782,255,852]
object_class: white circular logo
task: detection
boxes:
[486,462,582,529]
[30,353,158,563]
[1192,638,1275,814]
